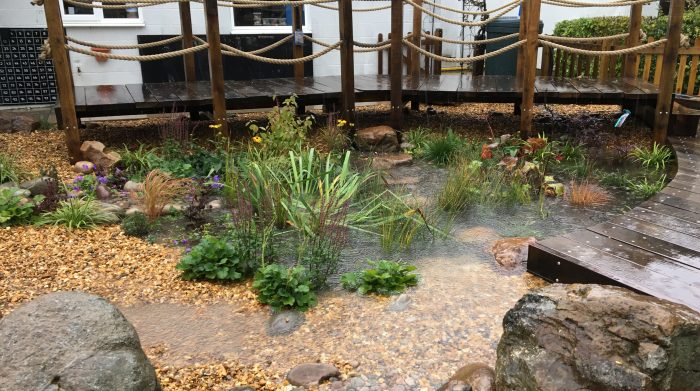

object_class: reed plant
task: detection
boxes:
[568,181,612,207]
[142,169,187,222]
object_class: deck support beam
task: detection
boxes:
[518,0,542,137]
[623,4,643,79]
[179,1,196,83]
[44,0,81,162]
[292,6,304,81]
[515,1,528,81]
[653,0,685,143]
[390,0,404,131]
[203,0,229,137]
[338,0,356,133]
[410,0,423,80]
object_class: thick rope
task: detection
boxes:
[305,35,398,52]
[403,0,522,27]
[538,38,667,56]
[542,0,654,7]
[65,35,184,49]
[39,39,51,60]
[63,0,172,9]
[538,33,630,43]
[403,38,525,63]
[65,42,209,61]
[421,0,522,16]
[421,32,519,45]
[221,42,339,63]
[312,2,392,11]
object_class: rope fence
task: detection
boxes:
[421,32,519,45]
[421,0,522,16]
[65,35,184,49]
[402,0,522,27]
[538,37,667,56]
[542,0,654,7]
[65,42,209,61]
[403,38,525,63]
[538,32,630,43]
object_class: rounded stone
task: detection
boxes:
[267,310,305,336]
[287,363,340,387]
[74,161,95,174]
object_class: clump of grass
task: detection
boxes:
[424,129,464,165]
[380,195,435,252]
[596,169,633,189]
[628,174,667,199]
[0,153,26,184]
[404,126,431,153]
[437,158,481,212]
[630,142,673,171]
[568,181,612,207]
[320,123,350,152]
[38,198,119,229]
[142,169,187,222]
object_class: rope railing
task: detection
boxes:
[65,35,184,49]
[193,36,340,63]
[538,32,630,43]
[538,37,667,56]
[542,0,654,7]
[227,35,294,55]
[402,0,522,27]
[421,31,519,45]
[312,2,392,11]
[403,38,525,63]
[421,0,522,16]
[65,42,209,61]
[304,35,394,52]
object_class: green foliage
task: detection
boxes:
[38,198,119,229]
[119,143,155,180]
[424,129,464,165]
[404,126,431,154]
[341,260,419,296]
[596,169,634,189]
[120,141,224,180]
[0,188,41,226]
[628,174,667,199]
[253,264,317,311]
[176,235,247,281]
[380,195,434,252]
[0,153,25,184]
[37,117,54,130]
[121,212,150,237]
[630,143,673,171]
[438,158,483,212]
[248,95,314,156]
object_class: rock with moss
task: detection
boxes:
[496,284,700,391]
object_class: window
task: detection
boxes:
[232,5,310,34]
[60,1,143,26]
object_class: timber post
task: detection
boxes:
[390,0,404,130]
[43,0,81,162]
[378,33,384,74]
[338,0,356,133]
[179,1,196,82]
[515,1,528,81]
[410,0,423,80]
[434,28,443,75]
[653,0,685,143]
[518,0,542,137]
[292,6,304,81]
[623,3,643,79]
[203,0,229,137]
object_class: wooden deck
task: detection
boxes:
[528,137,700,312]
[66,75,660,120]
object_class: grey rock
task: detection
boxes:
[206,199,223,210]
[438,363,495,391]
[0,181,18,190]
[19,176,57,196]
[0,112,39,133]
[0,291,159,391]
[267,310,305,336]
[387,293,412,312]
[96,184,111,200]
[356,126,399,152]
[74,161,95,174]
[496,284,700,391]
[490,237,536,269]
[228,387,255,391]
[287,363,340,386]
[81,140,121,168]
[124,180,144,192]
[370,153,413,170]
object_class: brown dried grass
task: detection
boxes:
[568,181,612,207]
[142,169,188,222]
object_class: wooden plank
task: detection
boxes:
[613,215,700,253]
[434,28,442,75]
[84,85,135,110]
[625,207,700,239]
[544,77,579,100]
[639,199,700,224]
[661,186,700,203]
[203,0,228,136]
[642,38,654,82]
[567,78,603,100]
[292,6,304,80]
[125,84,163,109]
[676,54,688,93]
[519,0,542,136]
[390,0,403,130]
[687,38,699,95]
[377,33,384,75]
[653,191,700,213]
[410,0,422,80]
[624,4,643,79]
[589,221,700,270]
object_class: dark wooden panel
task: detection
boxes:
[661,186,700,203]
[639,200,700,224]
[83,85,135,110]
[143,82,183,104]
[73,86,86,111]
[652,191,700,212]
[125,84,162,109]
[625,207,700,238]
[612,215,700,253]
[566,78,603,100]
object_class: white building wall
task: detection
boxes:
[1,0,659,86]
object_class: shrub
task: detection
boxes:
[568,181,612,207]
[121,212,150,237]
[142,169,187,222]
[341,260,419,295]
[320,114,350,152]
[630,143,673,171]
[176,235,247,281]
[0,188,42,226]
[628,174,667,199]
[0,153,25,184]
[38,198,119,229]
[424,129,464,165]
[438,158,482,212]
[248,95,314,155]
[253,264,317,311]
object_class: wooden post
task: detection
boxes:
[410,0,422,80]
[623,3,643,79]
[390,0,404,130]
[518,0,542,137]
[338,0,356,133]
[203,0,229,137]
[653,0,685,143]
[434,28,443,75]
[516,1,528,81]
[378,33,384,74]
[43,0,80,162]
[599,39,612,80]
[179,1,196,82]
[292,6,304,80]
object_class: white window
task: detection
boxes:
[60,1,144,27]
[231,4,311,34]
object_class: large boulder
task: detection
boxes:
[81,140,121,168]
[19,176,58,197]
[496,284,700,391]
[0,291,159,391]
[355,126,399,152]
[0,112,39,133]
[490,237,536,269]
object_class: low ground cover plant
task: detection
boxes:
[121,212,150,237]
[253,264,317,311]
[38,198,119,229]
[341,260,419,295]
[176,235,249,281]
[0,187,42,226]
[630,143,673,171]
[0,153,25,184]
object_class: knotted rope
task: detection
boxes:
[538,38,667,56]
[421,0,522,16]
[403,38,525,63]
[421,32,519,45]
[65,35,184,49]
[65,42,209,61]
[542,0,653,7]
[403,0,522,27]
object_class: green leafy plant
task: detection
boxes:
[0,188,42,226]
[253,264,317,311]
[630,143,673,171]
[424,129,464,165]
[38,198,119,229]
[628,174,667,199]
[121,212,150,237]
[176,235,248,281]
[248,95,314,156]
[0,153,25,184]
[438,158,482,212]
[320,114,350,152]
[341,260,419,295]
[404,126,431,155]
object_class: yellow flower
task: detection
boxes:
[209,123,223,129]
[337,119,347,127]
[252,136,262,144]
[349,123,355,127]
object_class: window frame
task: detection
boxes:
[59,1,145,27]
[230,4,312,35]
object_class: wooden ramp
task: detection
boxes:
[66,75,659,121]
[528,137,700,312]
